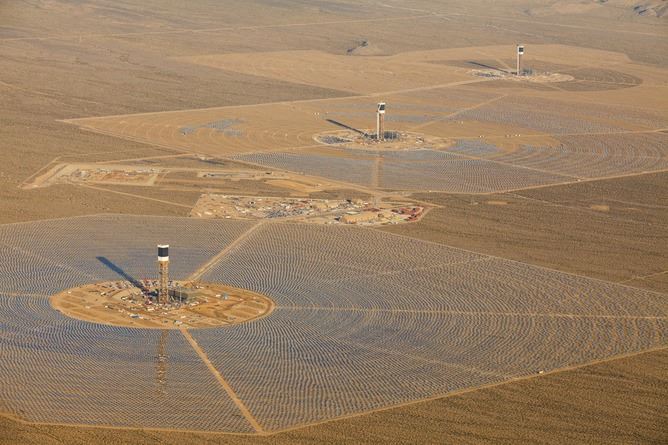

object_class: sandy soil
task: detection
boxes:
[384,172,668,293]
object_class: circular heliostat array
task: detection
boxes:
[0,215,666,434]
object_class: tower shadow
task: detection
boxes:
[96,256,144,288]
[468,61,509,74]
[326,119,369,138]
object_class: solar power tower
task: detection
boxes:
[517,44,524,75]
[376,102,386,141]
[157,244,170,304]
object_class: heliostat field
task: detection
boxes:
[1,215,665,434]
[63,45,668,195]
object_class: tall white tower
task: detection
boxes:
[157,244,169,304]
[517,45,524,76]
[376,102,386,141]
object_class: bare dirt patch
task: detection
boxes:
[590,204,610,212]
[471,68,575,83]
[51,280,274,329]
[25,163,163,189]
[314,129,452,151]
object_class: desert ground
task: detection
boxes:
[0,1,667,444]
